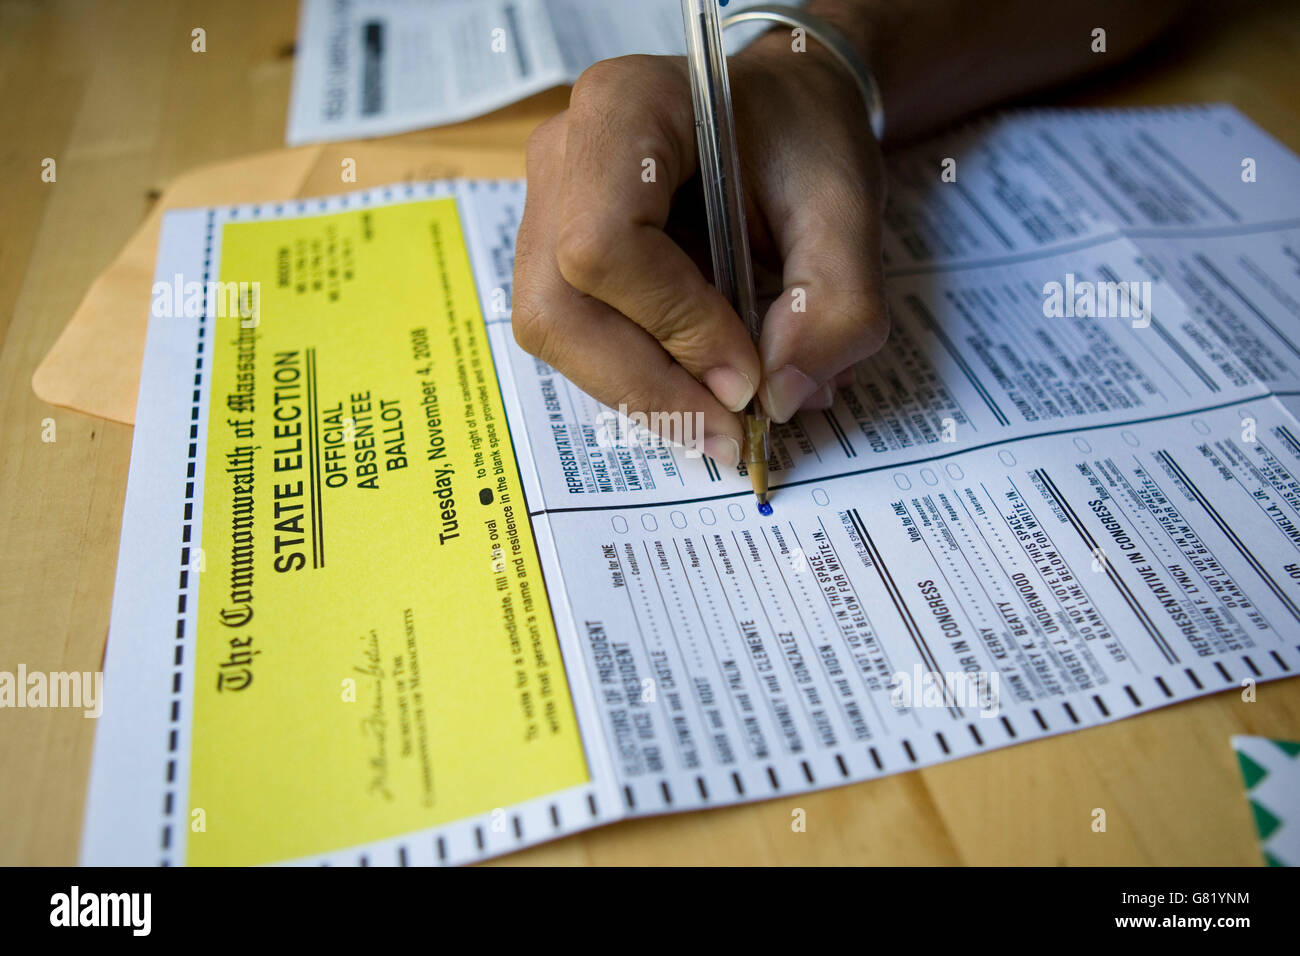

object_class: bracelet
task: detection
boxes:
[720,3,886,141]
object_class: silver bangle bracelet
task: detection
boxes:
[720,3,886,142]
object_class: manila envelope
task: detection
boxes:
[32,143,524,426]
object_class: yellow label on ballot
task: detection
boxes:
[189,199,588,865]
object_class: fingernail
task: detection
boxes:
[801,384,833,410]
[763,365,818,423]
[702,434,741,469]
[704,366,756,413]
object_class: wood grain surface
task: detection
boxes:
[1,0,1297,865]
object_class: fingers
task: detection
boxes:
[833,367,859,389]
[514,50,892,457]
[757,158,890,422]
[513,112,745,467]
[554,221,761,412]
[727,51,890,424]
[800,383,835,411]
[553,57,761,412]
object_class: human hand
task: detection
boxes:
[512,37,888,467]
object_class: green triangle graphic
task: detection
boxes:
[1236,751,1269,790]
[1251,799,1282,841]
[1265,851,1287,867]
[1271,739,1300,759]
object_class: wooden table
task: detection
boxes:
[2,0,1298,866]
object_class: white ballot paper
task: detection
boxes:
[285,0,789,144]
[85,105,1300,866]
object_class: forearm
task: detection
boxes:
[757,0,1191,142]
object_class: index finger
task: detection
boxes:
[552,57,763,413]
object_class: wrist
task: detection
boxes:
[730,5,889,141]
[734,25,851,92]
[806,0,893,68]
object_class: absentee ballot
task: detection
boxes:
[84,106,1300,865]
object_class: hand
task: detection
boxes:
[512,36,889,467]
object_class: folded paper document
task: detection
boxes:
[83,106,1300,864]
[286,0,786,144]
[32,142,523,426]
